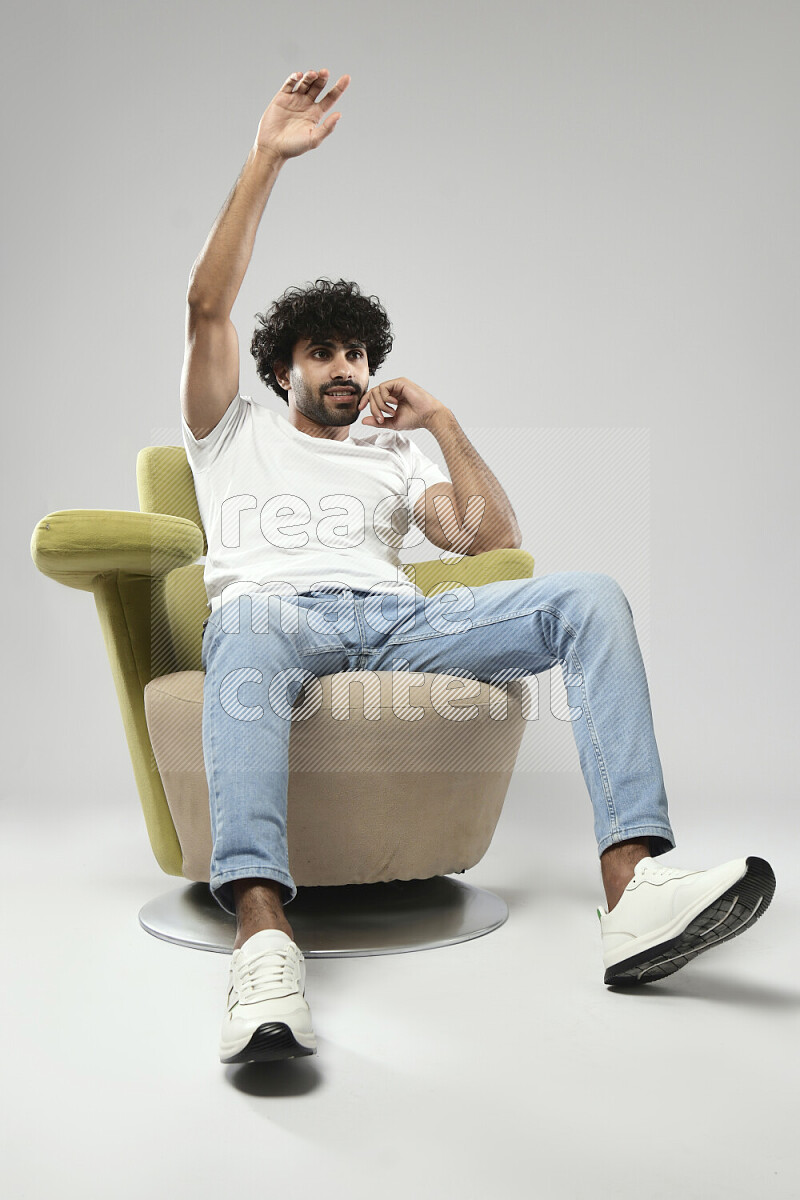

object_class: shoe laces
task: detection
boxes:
[638,862,682,882]
[236,944,300,1001]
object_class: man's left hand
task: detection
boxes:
[358,377,448,431]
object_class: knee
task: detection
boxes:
[566,572,632,621]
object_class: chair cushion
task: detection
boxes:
[144,669,528,887]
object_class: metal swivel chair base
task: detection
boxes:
[139,876,509,958]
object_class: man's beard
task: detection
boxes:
[294,377,362,427]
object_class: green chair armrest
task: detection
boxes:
[404,547,534,595]
[30,509,204,592]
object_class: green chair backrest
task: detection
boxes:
[137,446,210,673]
[137,445,207,553]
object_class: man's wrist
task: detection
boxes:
[251,142,288,171]
[423,405,455,436]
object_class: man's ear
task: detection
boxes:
[274,360,290,392]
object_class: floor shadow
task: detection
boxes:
[606,971,800,1010]
[225,1052,324,1095]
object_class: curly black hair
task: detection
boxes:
[250,278,394,403]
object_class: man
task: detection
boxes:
[180,68,776,1066]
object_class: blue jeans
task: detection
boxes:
[200,573,675,916]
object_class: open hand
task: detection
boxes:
[358,377,448,431]
[255,69,350,160]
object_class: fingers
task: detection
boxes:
[278,69,322,96]
[319,74,351,111]
[359,385,397,424]
[290,69,316,95]
[295,68,328,98]
[280,70,350,110]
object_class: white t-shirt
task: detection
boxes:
[181,393,450,614]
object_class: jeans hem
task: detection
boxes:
[597,825,676,859]
[209,866,297,916]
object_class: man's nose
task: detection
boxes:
[330,354,354,379]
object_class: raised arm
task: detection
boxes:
[180,68,350,439]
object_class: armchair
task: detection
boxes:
[30,445,534,957]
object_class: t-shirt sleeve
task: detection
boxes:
[181,392,248,471]
[393,432,451,529]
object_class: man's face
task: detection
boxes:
[279,335,371,428]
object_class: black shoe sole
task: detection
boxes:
[221,1022,317,1065]
[604,856,776,987]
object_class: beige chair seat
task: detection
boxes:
[144,667,528,888]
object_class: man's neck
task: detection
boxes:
[287,406,352,441]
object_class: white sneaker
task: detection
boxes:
[219,929,317,1064]
[598,855,776,986]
